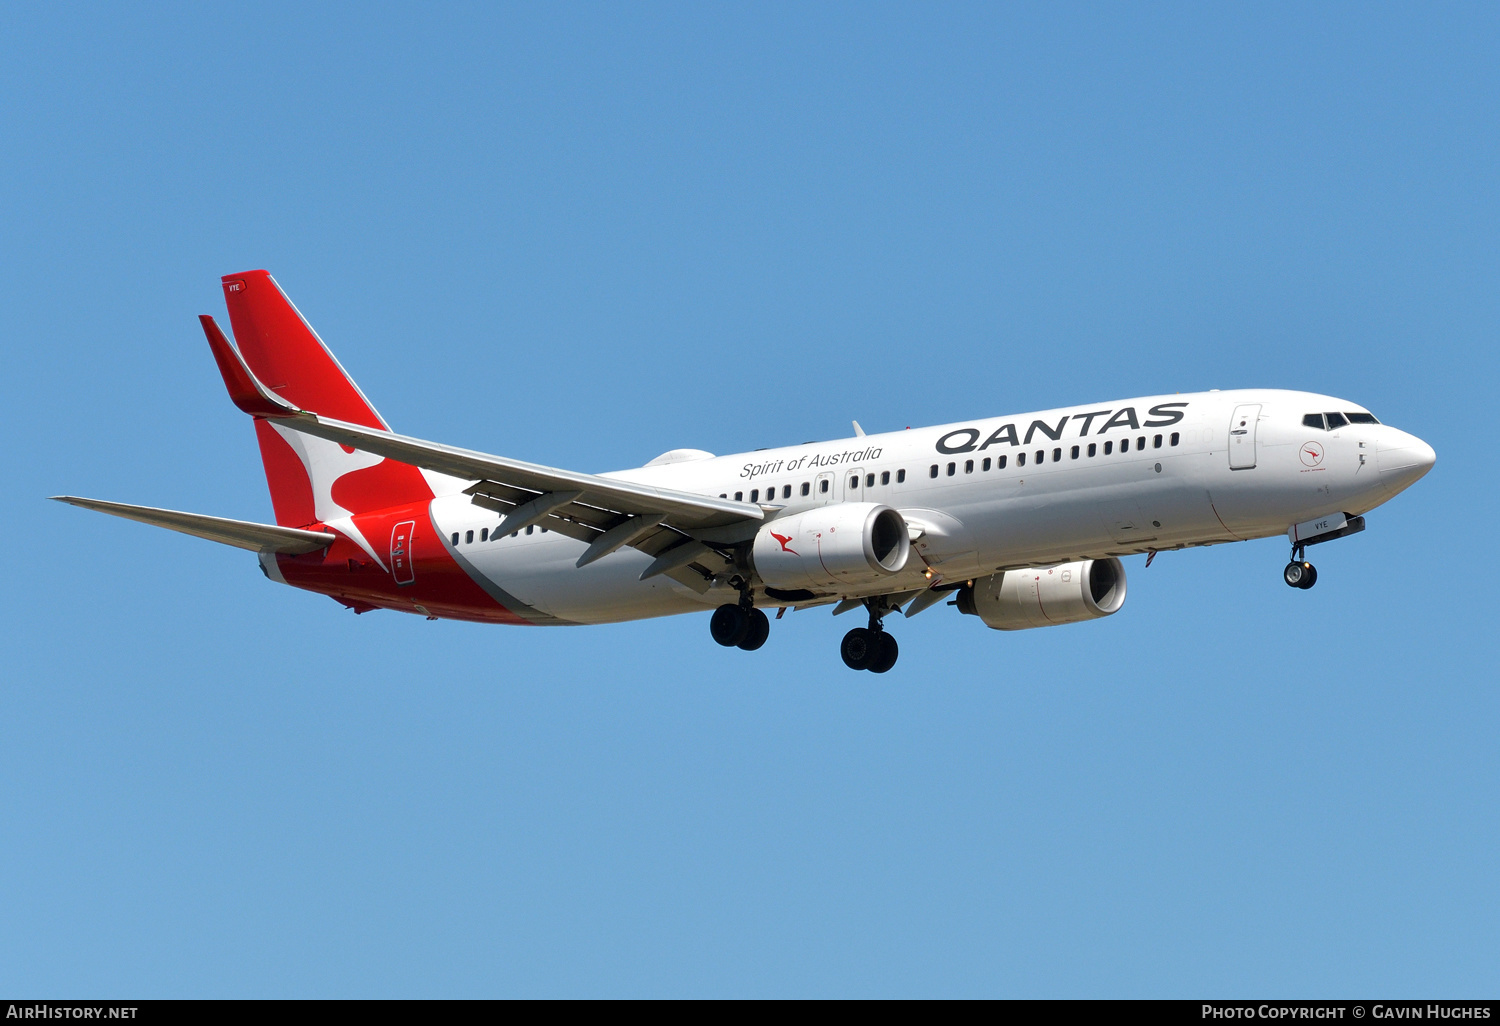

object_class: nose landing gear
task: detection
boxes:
[841,599,900,673]
[1283,545,1317,589]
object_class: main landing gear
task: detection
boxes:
[1283,544,1317,590]
[841,600,899,673]
[710,587,770,652]
[707,585,901,672]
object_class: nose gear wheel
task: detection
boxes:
[1283,542,1317,590]
[1283,561,1317,589]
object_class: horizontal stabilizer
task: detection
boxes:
[199,315,302,419]
[50,496,334,554]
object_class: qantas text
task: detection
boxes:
[935,403,1188,454]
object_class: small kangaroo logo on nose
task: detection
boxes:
[771,531,797,554]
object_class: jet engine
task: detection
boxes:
[956,558,1126,630]
[752,502,911,591]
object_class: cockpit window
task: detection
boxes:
[1325,412,1349,429]
[1302,413,1326,430]
[1346,412,1379,425]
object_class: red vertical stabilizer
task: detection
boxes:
[209,271,434,526]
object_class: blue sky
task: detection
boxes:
[2,2,1496,997]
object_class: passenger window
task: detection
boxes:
[982,457,991,471]
[541,527,548,533]
[735,491,743,501]
[1104,441,1113,455]
[465,530,474,544]
[1052,448,1062,462]
[946,462,956,476]
[930,464,939,478]
[1137,436,1145,449]
[1088,443,1097,457]
[1071,445,1079,459]
[964,459,973,474]
[1017,452,1026,467]
[1346,412,1379,425]
[1153,434,1162,448]
[451,532,460,546]
[997,454,1007,469]
[1035,450,1044,464]
[1170,432,1180,446]
[526,525,534,535]
[866,473,875,487]
[897,469,906,483]
[1326,412,1348,429]
[719,493,727,498]
[481,528,489,541]
[783,485,792,499]
[801,482,810,496]
[1303,413,1326,429]
[820,479,830,493]
[880,471,890,485]
[750,489,759,502]
[849,475,859,489]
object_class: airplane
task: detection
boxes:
[54,271,1437,673]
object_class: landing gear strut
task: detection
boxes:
[1283,544,1317,590]
[710,582,770,651]
[841,600,899,673]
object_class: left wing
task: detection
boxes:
[202,315,763,580]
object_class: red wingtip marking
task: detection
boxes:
[200,315,298,419]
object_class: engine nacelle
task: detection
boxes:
[956,558,1126,630]
[752,502,911,591]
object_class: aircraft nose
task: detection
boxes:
[1376,429,1436,497]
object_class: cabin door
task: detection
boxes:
[1228,404,1261,470]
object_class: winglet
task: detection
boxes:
[199,315,302,419]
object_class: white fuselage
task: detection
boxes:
[427,389,1434,625]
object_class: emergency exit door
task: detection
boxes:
[844,467,864,502]
[1228,404,1260,470]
